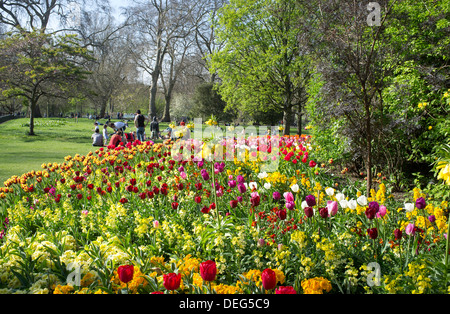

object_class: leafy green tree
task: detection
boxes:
[191,82,237,123]
[209,0,312,135]
[0,31,92,135]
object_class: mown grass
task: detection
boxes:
[0,117,170,184]
[0,117,297,184]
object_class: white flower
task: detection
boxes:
[301,200,308,209]
[357,195,368,206]
[335,193,345,202]
[291,184,299,193]
[257,172,268,179]
[325,187,335,196]
[404,203,414,212]
[339,199,348,209]
[264,182,271,190]
[348,199,357,210]
[249,182,258,190]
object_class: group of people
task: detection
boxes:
[90,110,162,147]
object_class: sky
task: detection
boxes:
[109,0,133,20]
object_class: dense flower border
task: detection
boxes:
[0,134,448,294]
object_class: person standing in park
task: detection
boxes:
[134,110,147,142]
[150,117,160,140]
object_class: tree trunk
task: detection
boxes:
[297,109,303,135]
[99,99,108,118]
[149,71,159,119]
[162,95,171,122]
[365,100,373,193]
[283,106,294,136]
[33,103,42,118]
[29,100,36,136]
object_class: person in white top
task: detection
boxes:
[103,124,109,143]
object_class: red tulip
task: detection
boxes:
[275,286,296,294]
[117,265,134,284]
[304,207,314,218]
[171,202,179,210]
[201,206,210,214]
[119,198,128,204]
[163,273,181,291]
[261,268,277,290]
[200,260,217,282]
[367,228,378,240]
[277,209,287,220]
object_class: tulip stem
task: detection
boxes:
[211,162,221,230]
[445,215,450,277]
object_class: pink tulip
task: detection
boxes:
[284,192,294,203]
[327,201,338,216]
[376,205,387,218]
[405,223,415,236]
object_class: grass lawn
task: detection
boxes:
[0,117,170,184]
[0,117,300,184]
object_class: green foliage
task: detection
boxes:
[209,0,312,133]
[190,82,237,123]
[0,30,93,135]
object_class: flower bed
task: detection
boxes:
[0,132,448,294]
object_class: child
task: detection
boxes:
[103,124,109,143]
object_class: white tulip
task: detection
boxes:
[357,195,368,206]
[404,203,414,212]
[325,187,335,196]
[348,199,357,210]
[301,200,308,209]
[258,172,268,179]
[339,199,348,209]
[291,184,299,193]
[335,193,346,202]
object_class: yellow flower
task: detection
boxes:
[301,277,332,294]
[437,161,450,185]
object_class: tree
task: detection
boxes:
[190,82,236,122]
[302,0,400,193]
[0,0,109,118]
[192,0,228,83]
[209,0,312,135]
[0,31,92,135]
[126,0,196,120]
[77,10,133,118]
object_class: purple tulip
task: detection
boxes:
[415,197,426,210]
[228,180,237,188]
[237,175,245,184]
[272,191,281,201]
[237,184,247,194]
[200,169,210,181]
[286,201,295,210]
[305,195,316,207]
